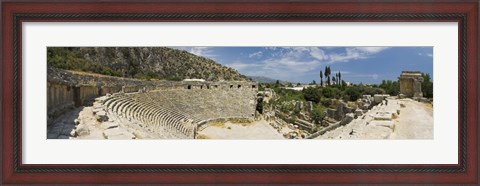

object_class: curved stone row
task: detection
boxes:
[146,89,256,121]
[101,87,256,139]
[104,94,196,138]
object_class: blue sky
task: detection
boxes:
[172,47,433,84]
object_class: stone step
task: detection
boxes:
[370,120,395,130]
[100,121,119,129]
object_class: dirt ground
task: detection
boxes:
[197,119,284,139]
[389,99,433,139]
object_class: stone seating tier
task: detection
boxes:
[102,88,256,139]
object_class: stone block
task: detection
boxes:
[95,111,109,122]
[340,113,354,125]
[362,95,371,100]
[419,97,429,103]
[100,121,119,129]
[76,124,90,136]
[355,109,363,117]
[370,120,395,130]
[373,112,393,120]
[69,129,77,137]
[374,94,384,104]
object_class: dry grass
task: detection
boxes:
[65,70,114,78]
[347,101,358,109]
[195,134,210,139]
[229,118,252,123]
[208,121,227,128]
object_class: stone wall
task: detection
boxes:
[77,86,99,106]
[100,86,122,95]
[47,82,75,117]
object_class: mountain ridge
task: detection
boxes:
[47,47,249,81]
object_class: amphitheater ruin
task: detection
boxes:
[47,68,433,140]
[47,68,258,139]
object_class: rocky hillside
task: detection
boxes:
[47,47,249,81]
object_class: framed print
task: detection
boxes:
[1,0,479,184]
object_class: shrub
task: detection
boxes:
[303,87,321,103]
[344,87,361,101]
[320,98,332,108]
[311,105,326,124]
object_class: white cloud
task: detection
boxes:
[173,46,390,82]
[328,48,367,63]
[225,62,262,71]
[418,52,433,58]
[172,47,217,59]
[326,47,390,63]
[355,47,390,53]
[342,73,379,80]
[248,51,263,58]
[188,47,216,58]
[240,47,391,81]
[309,47,328,61]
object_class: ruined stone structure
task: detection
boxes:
[47,67,258,139]
[102,82,257,138]
[326,101,356,121]
[399,71,423,98]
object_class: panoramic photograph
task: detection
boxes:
[47,47,433,140]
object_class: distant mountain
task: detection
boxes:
[248,76,286,83]
[47,47,249,81]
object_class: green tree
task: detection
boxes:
[338,71,342,85]
[379,80,400,96]
[319,70,323,86]
[324,67,328,85]
[327,66,331,85]
[422,73,433,98]
[256,98,264,114]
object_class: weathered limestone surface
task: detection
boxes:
[314,98,433,139]
[399,71,423,98]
